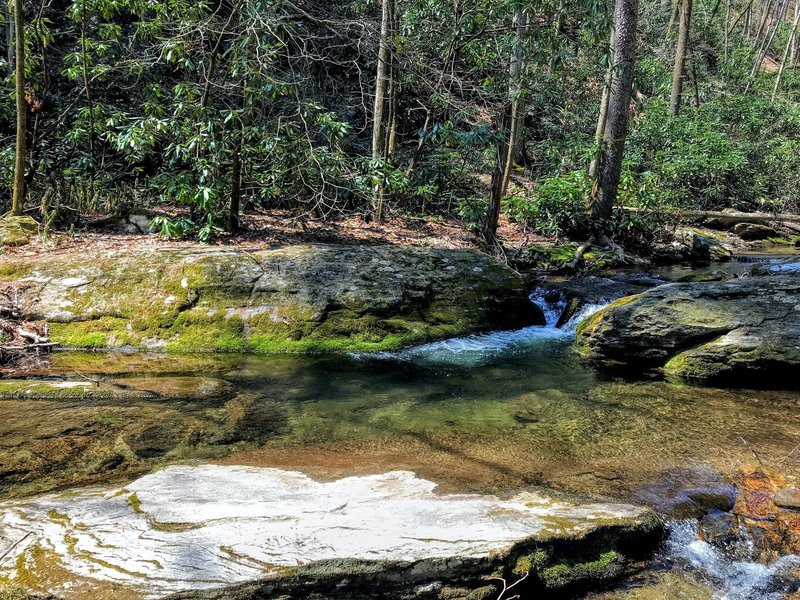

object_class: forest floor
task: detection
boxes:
[2,210,550,261]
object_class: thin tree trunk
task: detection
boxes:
[11,0,25,216]
[590,27,616,179]
[589,0,638,232]
[5,4,13,79]
[690,45,701,108]
[483,9,527,242]
[229,140,242,232]
[747,0,785,90]
[773,6,800,100]
[724,0,731,60]
[792,0,800,65]
[501,10,527,195]
[372,0,394,222]
[729,0,757,35]
[670,0,692,117]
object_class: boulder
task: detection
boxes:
[675,228,733,262]
[0,245,543,354]
[732,222,778,241]
[0,465,662,599]
[0,215,38,246]
[575,275,800,387]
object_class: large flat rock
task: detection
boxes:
[575,275,800,386]
[0,245,542,354]
[0,465,661,599]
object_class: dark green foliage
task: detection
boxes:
[1,0,800,242]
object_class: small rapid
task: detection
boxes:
[661,520,800,600]
[364,289,611,368]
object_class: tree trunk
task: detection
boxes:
[483,9,527,243]
[670,0,692,117]
[589,27,616,179]
[372,0,394,222]
[588,0,638,231]
[11,0,25,216]
[772,6,800,100]
[791,0,800,67]
[5,4,13,79]
[501,10,527,194]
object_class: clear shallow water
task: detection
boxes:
[1,262,800,598]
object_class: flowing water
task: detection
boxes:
[1,259,800,598]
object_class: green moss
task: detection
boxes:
[0,261,33,280]
[49,317,132,348]
[126,492,143,513]
[539,550,623,589]
[574,294,639,355]
[514,548,551,576]
[166,312,246,353]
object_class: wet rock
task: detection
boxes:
[733,222,778,241]
[733,467,800,561]
[632,466,736,519]
[220,395,287,444]
[677,270,733,283]
[0,216,38,246]
[0,466,662,600]
[0,245,543,354]
[775,487,800,511]
[575,275,800,387]
[698,510,740,549]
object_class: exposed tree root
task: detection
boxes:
[565,234,638,272]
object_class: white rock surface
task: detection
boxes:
[0,465,648,598]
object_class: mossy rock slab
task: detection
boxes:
[0,245,543,354]
[0,216,38,247]
[575,274,800,387]
[0,466,662,599]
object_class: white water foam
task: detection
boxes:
[361,291,609,368]
[665,520,800,600]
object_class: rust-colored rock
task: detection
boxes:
[733,467,800,561]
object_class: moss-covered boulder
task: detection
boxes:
[0,216,38,246]
[1,245,542,353]
[732,222,778,241]
[675,228,733,262]
[575,275,800,387]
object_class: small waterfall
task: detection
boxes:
[362,289,610,367]
[664,520,800,600]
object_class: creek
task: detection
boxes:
[1,256,799,598]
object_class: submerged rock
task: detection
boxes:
[0,245,542,354]
[575,274,800,387]
[0,466,662,600]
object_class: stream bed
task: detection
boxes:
[1,257,800,598]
